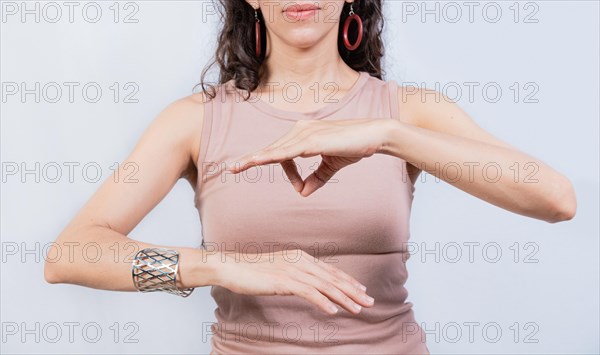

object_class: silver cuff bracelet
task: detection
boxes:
[132,248,195,297]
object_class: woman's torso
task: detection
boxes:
[194,71,429,354]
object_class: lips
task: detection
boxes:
[283,3,320,13]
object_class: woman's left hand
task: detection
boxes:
[226,118,390,197]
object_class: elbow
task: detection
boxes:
[43,239,66,284]
[44,262,62,284]
[546,176,577,223]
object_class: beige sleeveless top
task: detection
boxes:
[194,71,429,354]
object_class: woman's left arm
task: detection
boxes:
[383,87,577,224]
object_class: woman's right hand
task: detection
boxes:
[212,249,375,315]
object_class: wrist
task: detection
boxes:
[376,118,406,156]
[178,248,222,288]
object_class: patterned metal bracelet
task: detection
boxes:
[132,248,195,297]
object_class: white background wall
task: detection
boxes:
[1,1,598,353]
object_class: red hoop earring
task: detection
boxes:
[343,3,363,51]
[255,9,261,57]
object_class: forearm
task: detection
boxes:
[378,119,576,223]
[44,225,221,291]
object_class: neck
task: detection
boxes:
[260,29,358,88]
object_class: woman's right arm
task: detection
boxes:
[43,93,216,291]
[44,92,374,315]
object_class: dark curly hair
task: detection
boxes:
[194,0,385,101]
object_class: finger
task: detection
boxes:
[314,259,368,292]
[316,265,374,308]
[301,258,374,309]
[280,159,304,193]
[226,126,310,173]
[226,147,293,174]
[293,272,365,314]
[226,154,261,173]
[289,281,340,315]
[299,159,338,197]
[237,144,313,173]
[295,250,367,291]
[225,138,298,173]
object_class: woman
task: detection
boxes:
[44,0,577,354]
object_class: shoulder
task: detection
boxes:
[154,91,206,143]
[390,84,464,182]
[143,91,208,180]
[394,84,458,129]
[393,83,517,151]
[175,91,210,165]
[161,91,207,122]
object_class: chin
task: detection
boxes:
[284,30,325,48]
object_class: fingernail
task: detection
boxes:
[359,284,367,291]
[329,305,338,314]
[363,295,374,304]
[353,304,362,312]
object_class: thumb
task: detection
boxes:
[299,157,339,197]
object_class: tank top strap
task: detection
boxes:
[197,89,217,193]
[387,79,400,120]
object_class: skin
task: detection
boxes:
[227,111,577,222]
[44,0,577,318]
